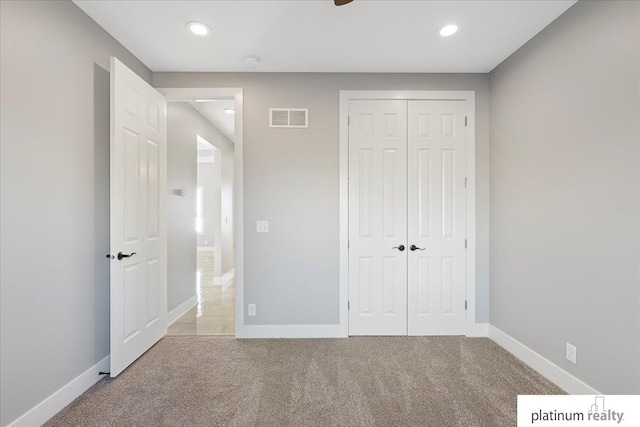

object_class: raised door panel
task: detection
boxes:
[146,139,159,239]
[123,265,140,341]
[122,129,140,242]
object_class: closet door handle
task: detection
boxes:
[409,245,425,251]
[392,245,405,252]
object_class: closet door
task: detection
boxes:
[348,100,408,336]
[407,101,467,336]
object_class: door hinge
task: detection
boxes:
[348,239,350,249]
[464,177,467,188]
[348,115,351,125]
[348,301,350,310]
[465,301,468,311]
[465,116,468,126]
[465,239,467,249]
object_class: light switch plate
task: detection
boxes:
[566,342,577,364]
[256,221,269,233]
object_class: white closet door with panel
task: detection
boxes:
[110,57,168,377]
[347,98,468,337]
[348,100,408,336]
[407,100,467,336]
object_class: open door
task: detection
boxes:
[109,57,167,377]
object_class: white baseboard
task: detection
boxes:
[221,269,235,291]
[235,322,486,339]
[466,322,489,337]
[489,325,599,395]
[168,295,198,326]
[236,324,346,339]
[7,356,109,427]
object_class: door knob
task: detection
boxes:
[117,252,137,260]
[392,245,405,252]
[410,245,425,251]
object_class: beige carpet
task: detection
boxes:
[46,337,563,426]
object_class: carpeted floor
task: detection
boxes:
[46,337,563,426]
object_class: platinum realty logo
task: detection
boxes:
[517,395,640,426]
[530,397,623,423]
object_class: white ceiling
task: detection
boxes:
[189,99,236,142]
[74,0,576,73]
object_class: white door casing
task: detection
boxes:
[110,57,167,377]
[407,100,467,335]
[348,100,408,336]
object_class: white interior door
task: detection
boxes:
[110,57,167,377]
[407,100,467,335]
[348,100,408,336]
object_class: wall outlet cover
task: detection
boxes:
[248,304,257,316]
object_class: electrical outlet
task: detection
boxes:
[566,342,577,364]
[248,304,257,316]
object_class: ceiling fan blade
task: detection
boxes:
[334,0,354,6]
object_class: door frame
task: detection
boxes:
[156,87,245,338]
[339,90,479,337]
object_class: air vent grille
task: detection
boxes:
[269,108,309,128]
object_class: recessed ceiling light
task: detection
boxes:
[223,108,235,115]
[438,24,459,38]
[195,99,210,103]
[186,22,211,36]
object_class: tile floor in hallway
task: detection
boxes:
[168,284,235,335]
[168,250,235,336]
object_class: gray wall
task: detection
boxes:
[489,0,640,393]
[154,73,491,325]
[167,103,235,312]
[0,1,152,425]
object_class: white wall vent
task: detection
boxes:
[269,108,308,128]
